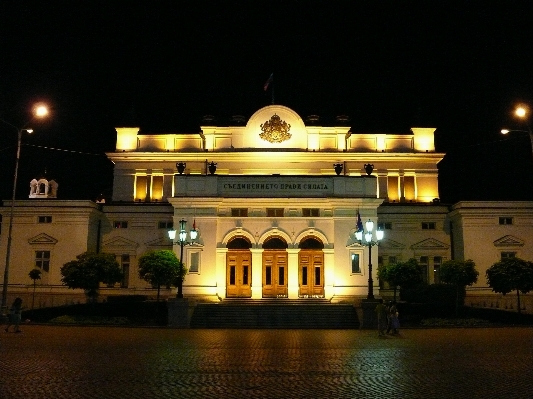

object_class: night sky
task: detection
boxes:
[1,1,533,203]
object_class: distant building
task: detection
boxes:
[1,104,532,311]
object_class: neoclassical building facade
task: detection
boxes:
[1,104,532,310]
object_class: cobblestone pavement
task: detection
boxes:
[1,326,533,399]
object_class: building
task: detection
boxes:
[1,104,532,311]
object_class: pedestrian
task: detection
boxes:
[389,300,400,334]
[5,297,23,333]
[386,300,393,334]
[375,299,388,336]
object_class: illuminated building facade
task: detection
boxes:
[2,104,530,310]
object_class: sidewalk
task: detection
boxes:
[1,325,532,398]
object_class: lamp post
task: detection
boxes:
[355,219,384,300]
[1,105,48,316]
[168,219,198,298]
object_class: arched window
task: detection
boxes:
[299,237,324,249]
[263,237,288,249]
[227,237,252,249]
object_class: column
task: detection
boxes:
[215,248,228,299]
[251,248,263,299]
[287,248,300,299]
[323,248,335,299]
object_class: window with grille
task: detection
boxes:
[35,251,50,272]
[433,256,442,284]
[302,208,319,217]
[499,217,513,225]
[422,222,436,230]
[38,216,52,223]
[158,221,173,229]
[501,252,516,260]
[114,221,128,228]
[419,256,429,284]
[120,254,130,288]
[378,222,392,230]
[351,253,360,274]
[266,208,284,217]
[189,251,200,273]
[231,208,248,217]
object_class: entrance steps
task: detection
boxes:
[190,299,360,329]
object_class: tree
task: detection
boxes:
[28,268,42,313]
[378,258,423,301]
[440,259,478,315]
[138,250,186,301]
[60,252,123,302]
[486,257,533,314]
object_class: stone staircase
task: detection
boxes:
[189,299,360,329]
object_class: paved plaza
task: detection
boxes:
[1,325,533,398]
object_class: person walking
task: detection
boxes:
[375,299,388,336]
[5,297,23,333]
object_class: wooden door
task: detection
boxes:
[226,251,252,298]
[262,251,288,298]
[298,250,324,297]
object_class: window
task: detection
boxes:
[433,256,442,284]
[38,216,52,223]
[419,256,429,284]
[231,208,248,217]
[378,222,392,230]
[120,254,130,288]
[388,256,397,265]
[114,221,128,228]
[35,251,50,272]
[302,208,319,217]
[351,253,360,274]
[499,217,513,225]
[267,208,284,217]
[189,251,200,273]
[158,221,173,229]
[422,222,436,230]
[501,252,516,260]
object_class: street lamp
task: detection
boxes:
[168,219,198,298]
[1,105,49,316]
[355,219,384,300]
[501,105,533,157]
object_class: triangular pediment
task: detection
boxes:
[411,238,449,250]
[102,237,139,251]
[493,235,524,247]
[379,239,406,250]
[28,233,58,245]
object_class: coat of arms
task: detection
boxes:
[259,114,291,143]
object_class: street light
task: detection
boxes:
[1,105,49,316]
[168,219,198,298]
[355,219,384,300]
[501,105,533,157]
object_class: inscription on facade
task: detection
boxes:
[219,178,332,197]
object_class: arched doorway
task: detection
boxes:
[226,237,252,298]
[262,237,288,298]
[298,237,324,297]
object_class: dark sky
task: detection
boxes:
[1,1,533,203]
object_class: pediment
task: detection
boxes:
[379,239,406,250]
[28,233,58,245]
[493,235,524,247]
[102,237,139,251]
[411,238,449,250]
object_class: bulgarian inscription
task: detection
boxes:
[219,177,332,197]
